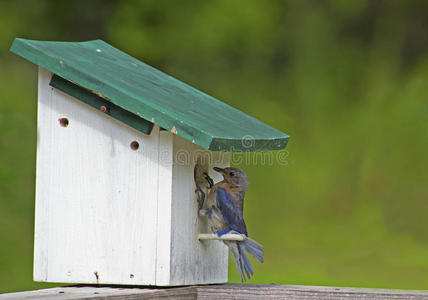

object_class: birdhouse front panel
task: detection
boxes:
[35,68,162,284]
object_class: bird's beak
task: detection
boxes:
[213,167,225,174]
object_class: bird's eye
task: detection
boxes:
[229,172,235,177]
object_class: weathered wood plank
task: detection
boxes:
[154,130,173,285]
[1,284,427,300]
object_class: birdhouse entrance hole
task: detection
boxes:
[59,118,69,127]
[130,141,139,150]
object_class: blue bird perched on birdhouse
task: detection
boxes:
[197,167,264,282]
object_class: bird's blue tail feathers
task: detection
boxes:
[243,237,264,263]
[228,238,264,282]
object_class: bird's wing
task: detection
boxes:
[216,187,248,235]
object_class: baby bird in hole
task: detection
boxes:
[195,166,264,281]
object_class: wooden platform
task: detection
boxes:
[1,284,427,300]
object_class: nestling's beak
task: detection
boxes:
[213,167,225,174]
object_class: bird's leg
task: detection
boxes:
[203,172,214,189]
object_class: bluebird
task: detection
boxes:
[199,167,264,281]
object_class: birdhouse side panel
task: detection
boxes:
[169,135,229,285]
[34,68,160,285]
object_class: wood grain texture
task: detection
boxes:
[1,284,427,300]
[154,131,173,285]
[10,38,289,151]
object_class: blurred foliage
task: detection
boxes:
[1,0,428,293]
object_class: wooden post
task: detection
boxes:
[1,284,427,299]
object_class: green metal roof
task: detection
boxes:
[10,38,289,152]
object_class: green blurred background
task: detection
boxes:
[1,0,428,293]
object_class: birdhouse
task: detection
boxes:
[10,38,289,286]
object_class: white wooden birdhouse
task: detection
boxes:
[10,38,289,286]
